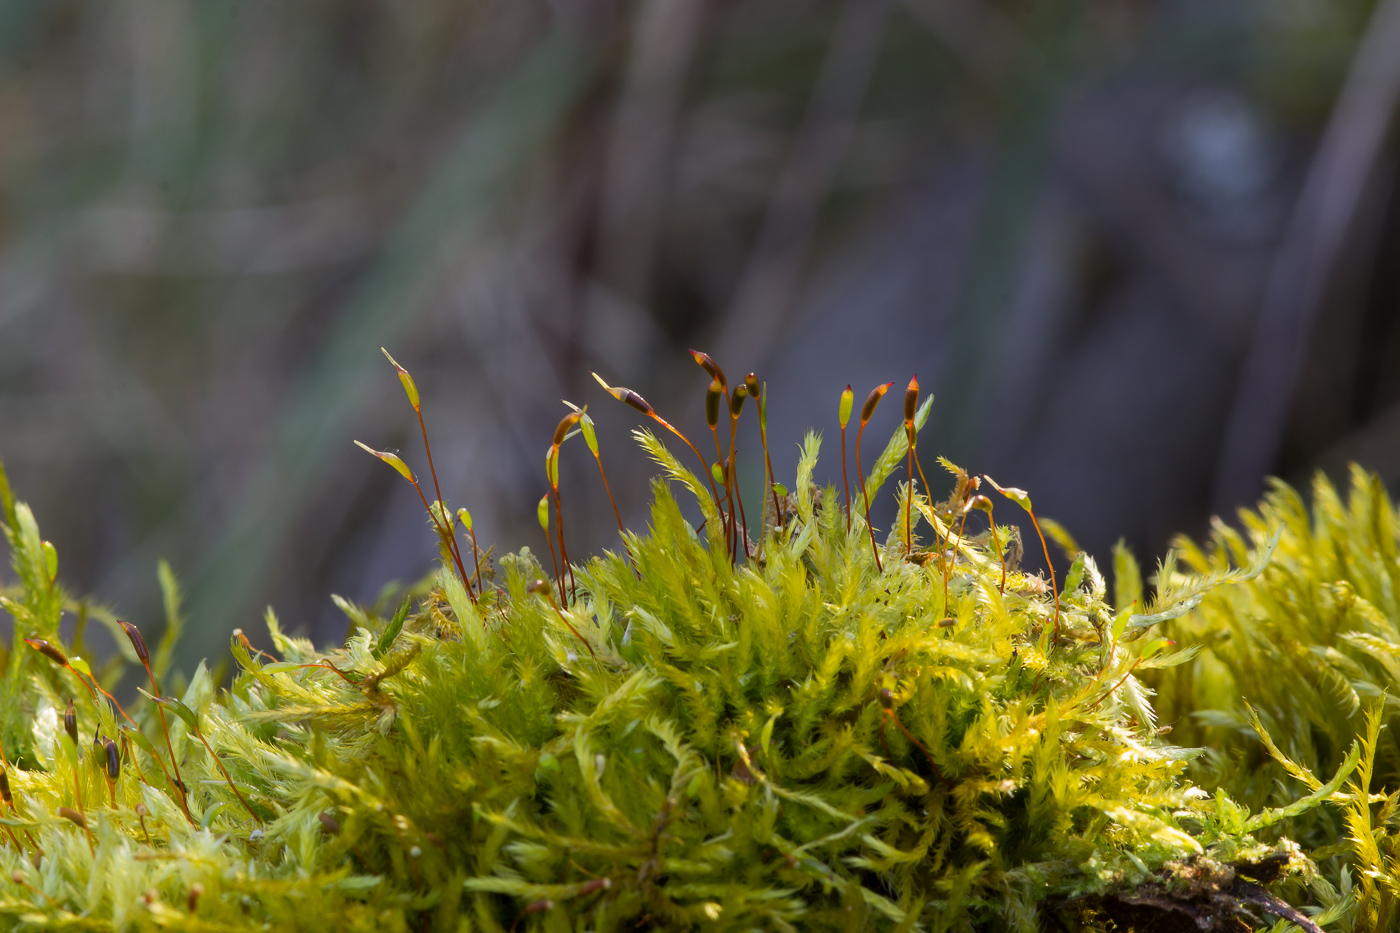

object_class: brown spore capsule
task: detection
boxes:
[188,882,204,913]
[552,411,582,448]
[622,389,653,415]
[24,639,67,667]
[904,375,918,425]
[57,806,86,829]
[730,383,748,417]
[104,739,120,782]
[861,383,893,424]
[118,621,150,667]
[744,372,759,399]
[318,812,341,835]
[64,700,77,745]
[688,349,726,388]
[0,767,11,805]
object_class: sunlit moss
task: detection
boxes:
[0,372,1343,932]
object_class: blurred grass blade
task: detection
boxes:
[182,35,592,668]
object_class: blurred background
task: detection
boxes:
[3,0,1400,667]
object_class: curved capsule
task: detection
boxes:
[118,621,150,666]
[861,383,894,424]
[592,373,655,415]
[24,638,68,667]
[380,348,420,412]
[552,411,583,448]
[688,349,726,388]
[353,441,416,484]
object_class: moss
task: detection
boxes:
[0,361,1335,931]
[1145,465,1400,931]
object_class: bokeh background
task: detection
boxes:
[3,0,1400,669]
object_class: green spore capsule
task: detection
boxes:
[705,378,722,428]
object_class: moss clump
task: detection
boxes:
[0,360,1336,931]
[1145,465,1400,931]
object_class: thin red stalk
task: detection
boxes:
[887,710,953,788]
[118,728,183,820]
[649,413,723,520]
[946,507,973,612]
[461,526,484,592]
[840,425,851,533]
[759,414,779,532]
[1028,510,1059,640]
[542,509,562,598]
[708,424,733,557]
[64,667,101,710]
[189,728,262,824]
[721,386,738,556]
[590,451,638,576]
[905,447,915,554]
[913,448,932,500]
[86,678,137,728]
[854,422,882,572]
[409,478,475,602]
[416,409,472,596]
[734,450,750,559]
[725,399,743,561]
[592,453,626,540]
[10,874,56,905]
[123,735,149,786]
[144,665,194,824]
[538,589,595,659]
[552,486,577,604]
[137,804,152,846]
[69,752,93,853]
[984,512,1006,595]
[1086,659,1145,711]
[937,505,955,599]
[728,411,752,560]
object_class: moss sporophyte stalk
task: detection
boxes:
[0,348,1385,932]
